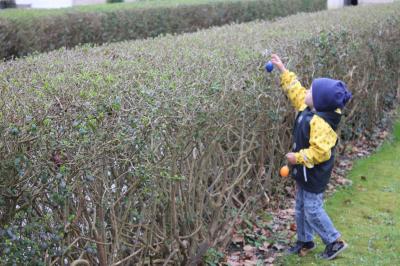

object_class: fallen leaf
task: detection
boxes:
[258,241,271,252]
[243,245,255,257]
[379,131,388,139]
[336,177,347,185]
[226,260,243,266]
[272,243,285,251]
[232,234,244,243]
[285,208,295,215]
[244,259,258,266]
[264,257,275,263]
[360,175,367,181]
[227,254,240,262]
[228,257,240,262]
[243,245,253,251]
[261,228,271,237]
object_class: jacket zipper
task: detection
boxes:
[303,166,308,182]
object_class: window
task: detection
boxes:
[344,0,358,5]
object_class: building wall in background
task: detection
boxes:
[328,0,393,9]
[15,0,140,8]
[73,0,104,6]
[16,0,73,8]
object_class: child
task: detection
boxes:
[270,54,352,260]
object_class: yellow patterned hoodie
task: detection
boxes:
[280,70,343,193]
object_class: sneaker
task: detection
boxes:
[286,241,316,256]
[320,239,348,260]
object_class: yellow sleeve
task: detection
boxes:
[294,115,338,168]
[280,70,308,112]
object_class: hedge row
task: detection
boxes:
[0,0,326,60]
[1,2,399,265]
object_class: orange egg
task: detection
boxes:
[280,165,289,177]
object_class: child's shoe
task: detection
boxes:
[286,241,316,256]
[320,239,348,260]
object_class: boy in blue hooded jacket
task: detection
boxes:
[271,54,352,260]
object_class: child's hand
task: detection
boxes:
[271,54,287,73]
[286,152,297,165]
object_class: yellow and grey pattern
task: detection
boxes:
[280,70,308,112]
[280,70,338,167]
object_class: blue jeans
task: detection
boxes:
[295,184,341,245]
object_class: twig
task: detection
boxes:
[111,248,143,266]
[162,249,179,266]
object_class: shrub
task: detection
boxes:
[0,2,399,264]
[0,0,325,60]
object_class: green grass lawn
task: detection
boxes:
[278,119,400,265]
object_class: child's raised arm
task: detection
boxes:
[271,54,307,112]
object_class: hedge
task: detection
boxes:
[0,2,399,265]
[0,0,326,60]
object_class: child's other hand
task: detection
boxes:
[271,54,287,73]
[286,152,297,165]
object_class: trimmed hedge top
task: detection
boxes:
[0,0,326,59]
[2,0,245,17]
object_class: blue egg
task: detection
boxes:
[265,61,274,72]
